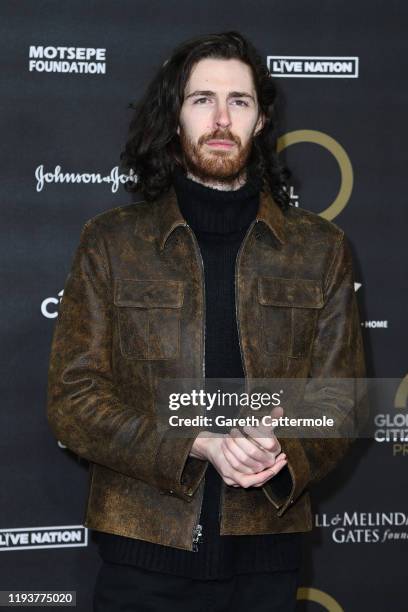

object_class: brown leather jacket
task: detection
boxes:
[47,183,367,551]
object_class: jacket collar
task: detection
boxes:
[157,180,287,251]
[256,181,287,245]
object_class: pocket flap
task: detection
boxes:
[258,277,324,308]
[114,279,184,308]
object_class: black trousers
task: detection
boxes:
[93,561,300,612]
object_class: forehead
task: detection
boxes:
[185,58,255,94]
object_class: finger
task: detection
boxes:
[238,458,288,488]
[270,405,284,420]
[227,428,273,459]
[242,406,284,433]
[223,476,239,486]
[237,431,281,461]
[238,426,282,456]
[223,453,288,488]
[222,439,286,473]
[251,459,288,487]
[251,457,289,487]
[221,441,255,474]
[242,422,272,437]
[222,434,266,471]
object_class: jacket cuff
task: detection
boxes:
[262,438,311,517]
[154,431,208,502]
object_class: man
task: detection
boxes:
[47,31,367,611]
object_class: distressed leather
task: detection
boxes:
[47,182,368,551]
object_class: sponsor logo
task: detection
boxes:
[277,130,353,220]
[297,587,343,611]
[0,525,88,551]
[268,56,359,78]
[29,46,106,74]
[316,511,408,543]
[288,186,299,207]
[41,290,63,319]
[361,320,388,328]
[374,375,408,454]
[35,164,137,193]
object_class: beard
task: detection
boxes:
[177,126,253,186]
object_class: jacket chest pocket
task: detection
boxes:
[257,277,324,359]
[114,279,184,360]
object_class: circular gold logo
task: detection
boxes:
[297,587,343,611]
[277,129,353,221]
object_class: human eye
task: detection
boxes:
[194,97,211,104]
[232,99,249,107]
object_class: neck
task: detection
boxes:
[172,164,261,235]
[185,168,248,192]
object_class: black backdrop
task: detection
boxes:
[1,1,407,610]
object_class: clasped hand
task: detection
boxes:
[208,406,288,488]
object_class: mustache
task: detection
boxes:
[201,131,240,145]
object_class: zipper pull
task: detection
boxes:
[192,524,203,552]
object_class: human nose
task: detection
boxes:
[213,101,232,129]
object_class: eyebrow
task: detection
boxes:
[185,90,255,102]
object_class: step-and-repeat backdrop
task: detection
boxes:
[1,1,407,610]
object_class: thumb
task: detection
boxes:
[270,405,284,419]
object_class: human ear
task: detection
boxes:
[254,112,265,136]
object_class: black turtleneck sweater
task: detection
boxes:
[94,166,302,579]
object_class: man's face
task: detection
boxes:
[176,58,265,186]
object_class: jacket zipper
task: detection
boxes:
[185,223,205,551]
[218,219,257,528]
[235,218,284,512]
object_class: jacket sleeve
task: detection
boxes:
[47,220,207,502]
[262,231,369,516]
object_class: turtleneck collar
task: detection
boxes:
[172,164,262,236]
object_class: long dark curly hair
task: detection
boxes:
[120,30,291,211]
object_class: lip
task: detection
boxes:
[206,140,235,148]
